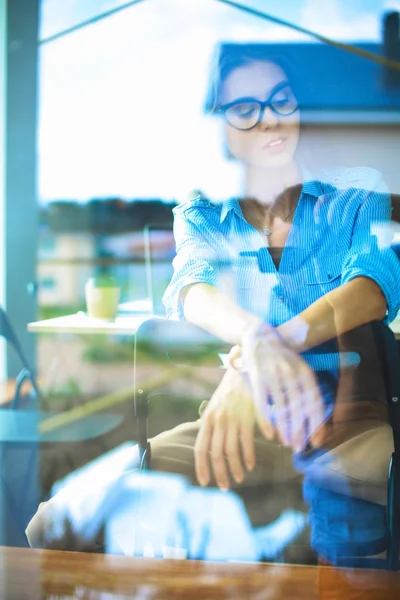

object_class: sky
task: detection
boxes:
[38,0,400,203]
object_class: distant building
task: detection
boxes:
[37,224,175,308]
[38,230,96,306]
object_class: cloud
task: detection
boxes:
[383,1,400,11]
[300,0,381,41]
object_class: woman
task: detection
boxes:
[161,43,399,499]
[161,44,400,587]
[27,45,400,567]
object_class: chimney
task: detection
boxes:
[383,11,400,87]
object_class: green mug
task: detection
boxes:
[85,275,121,320]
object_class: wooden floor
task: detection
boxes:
[1,546,400,599]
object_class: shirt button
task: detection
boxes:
[327,273,332,280]
[278,296,284,302]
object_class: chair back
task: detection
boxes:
[0,306,39,409]
[133,318,230,468]
[135,317,230,367]
[369,321,400,569]
[369,322,400,444]
[299,320,400,569]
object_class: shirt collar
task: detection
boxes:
[301,166,324,199]
[301,178,324,199]
[220,197,243,224]
[219,172,323,224]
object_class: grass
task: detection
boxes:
[82,338,136,363]
[38,304,86,321]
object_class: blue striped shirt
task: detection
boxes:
[163,167,400,331]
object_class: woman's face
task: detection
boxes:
[221,61,300,169]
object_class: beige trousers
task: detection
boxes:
[150,415,393,525]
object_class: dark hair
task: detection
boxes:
[205,43,300,113]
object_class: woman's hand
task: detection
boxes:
[242,323,326,453]
[194,366,259,490]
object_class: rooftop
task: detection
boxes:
[206,42,400,124]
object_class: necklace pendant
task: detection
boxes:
[262,228,272,236]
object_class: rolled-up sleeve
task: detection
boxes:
[163,203,223,320]
[341,181,400,322]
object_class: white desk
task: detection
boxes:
[28,311,400,340]
[27,311,159,335]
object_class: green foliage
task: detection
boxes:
[38,304,86,321]
[82,338,135,364]
[40,377,83,411]
[87,275,118,288]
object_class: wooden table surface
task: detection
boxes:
[1,546,400,600]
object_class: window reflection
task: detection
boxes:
[15,4,400,599]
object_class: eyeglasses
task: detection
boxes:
[217,82,299,131]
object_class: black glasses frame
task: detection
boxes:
[217,81,299,130]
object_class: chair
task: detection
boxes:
[133,317,400,569]
[0,306,125,546]
[0,306,39,409]
[340,321,400,570]
[383,324,400,569]
[133,318,230,470]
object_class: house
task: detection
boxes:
[37,211,176,308]
[38,229,96,307]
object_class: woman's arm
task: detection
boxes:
[182,275,387,352]
[279,275,387,353]
[182,283,262,345]
[183,178,399,352]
